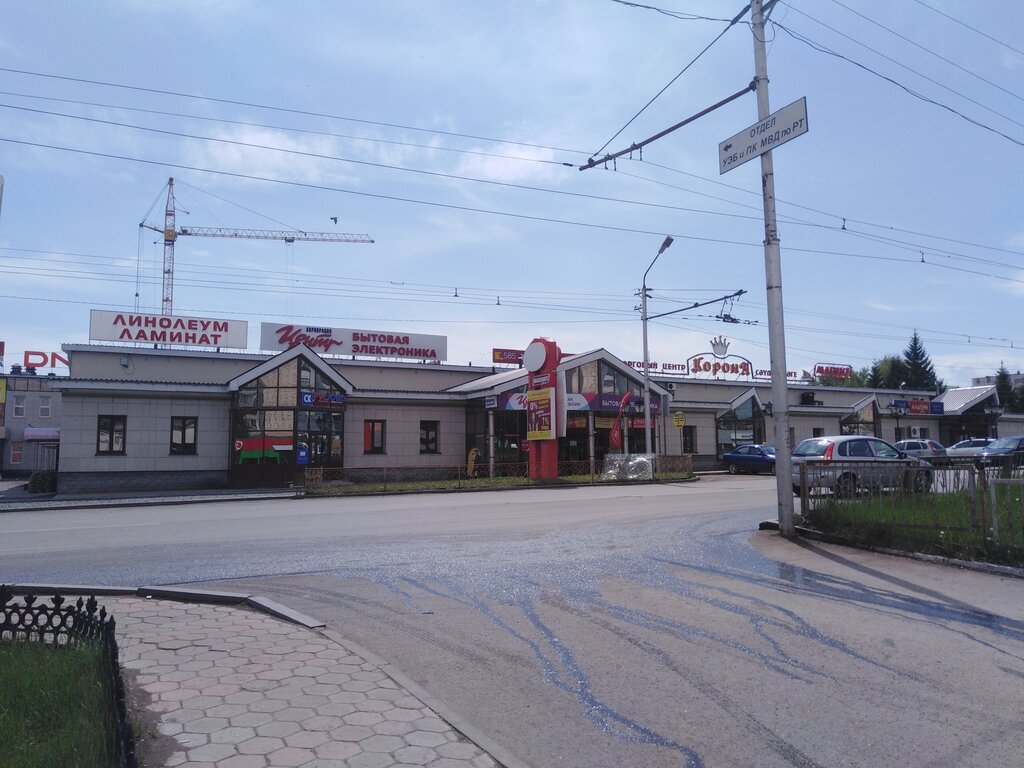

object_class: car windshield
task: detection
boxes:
[793,439,829,457]
[762,446,776,455]
[986,437,1017,451]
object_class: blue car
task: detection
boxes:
[722,444,777,475]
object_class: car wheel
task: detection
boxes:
[771,464,777,476]
[792,485,801,497]
[728,463,739,475]
[834,474,857,498]
[914,470,932,493]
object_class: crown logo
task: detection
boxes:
[710,335,730,357]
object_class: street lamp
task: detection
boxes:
[642,235,674,455]
[984,405,1003,439]
[887,400,907,441]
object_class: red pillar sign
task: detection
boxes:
[524,338,561,480]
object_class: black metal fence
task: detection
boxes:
[795,458,1024,565]
[302,454,694,493]
[0,586,138,768]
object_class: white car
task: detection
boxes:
[946,438,993,457]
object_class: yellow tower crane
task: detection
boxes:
[139,177,374,316]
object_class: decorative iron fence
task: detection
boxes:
[302,455,694,494]
[0,586,138,768]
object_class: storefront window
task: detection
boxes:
[565,361,599,395]
[716,397,765,455]
[841,401,879,436]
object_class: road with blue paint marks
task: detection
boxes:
[2,475,1022,766]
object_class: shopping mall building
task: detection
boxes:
[2,310,1020,492]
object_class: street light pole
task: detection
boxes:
[642,235,674,455]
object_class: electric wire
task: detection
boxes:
[770,19,1024,148]
[591,1,751,156]
[827,0,1023,105]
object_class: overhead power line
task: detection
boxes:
[910,0,1024,58]
[827,0,1023,105]
[591,1,751,156]
[2,66,1019,260]
[771,20,1024,148]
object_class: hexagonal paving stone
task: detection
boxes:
[405,730,447,748]
[255,721,302,738]
[438,741,483,759]
[330,724,374,742]
[238,735,287,755]
[372,719,414,737]
[265,745,317,766]
[360,734,406,753]
[219,754,270,768]
[301,715,345,732]
[393,745,439,766]
[230,712,275,728]
[210,725,257,744]
[181,716,230,734]
[186,741,237,762]
[274,707,318,722]
[313,740,362,761]
[345,751,395,768]
[344,710,384,726]
[283,729,330,749]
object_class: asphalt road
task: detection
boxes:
[2,476,1023,767]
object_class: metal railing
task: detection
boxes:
[301,455,693,494]
[0,586,138,768]
[794,458,1023,565]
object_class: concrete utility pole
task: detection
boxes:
[751,0,795,537]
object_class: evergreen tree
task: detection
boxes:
[1012,385,1024,414]
[995,363,1015,412]
[902,331,937,390]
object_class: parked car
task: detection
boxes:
[791,435,932,497]
[722,444,776,474]
[975,436,1024,469]
[946,438,993,457]
[893,439,947,460]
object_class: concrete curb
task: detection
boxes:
[4,582,530,768]
[758,520,1024,579]
[0,491,302,513]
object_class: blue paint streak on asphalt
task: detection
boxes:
[402,575,706,768]
[582,594,817,681]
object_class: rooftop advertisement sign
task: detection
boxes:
[260,322,447,361]
[90,310,248,349]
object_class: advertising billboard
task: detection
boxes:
[90,310,248,349]
[261,322,447,361]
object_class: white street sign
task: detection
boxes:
[718,97,808,174]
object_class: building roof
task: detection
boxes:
[227,344,354,393]
[445,348,671,398]
[933,386,997,415]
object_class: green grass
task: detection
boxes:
[0,640,116,768]
[800,488,1024,566]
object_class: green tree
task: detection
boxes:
[902,331,937,390]
[1013,385,1024,414]
[867,355,908,389]
[994,363,1022,412]
[995,363,1013,407]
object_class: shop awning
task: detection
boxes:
[23,427,60,441]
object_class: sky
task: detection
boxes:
[0,0,1022,388]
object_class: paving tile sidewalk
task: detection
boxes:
[111,596,504,768]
